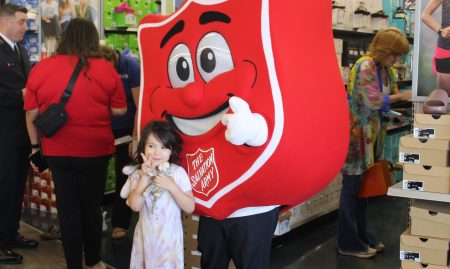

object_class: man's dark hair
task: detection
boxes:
[0,3,28,18]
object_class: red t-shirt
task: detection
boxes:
[24,55,126,157]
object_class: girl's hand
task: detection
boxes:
[153,174,176,193]
[140,153,156,175]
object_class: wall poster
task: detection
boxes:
[39,0,100,56]
[412,0,446,101]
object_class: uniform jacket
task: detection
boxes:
[0,36,31,146]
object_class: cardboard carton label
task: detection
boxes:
[400,250,420,262]
[414,128,436,139]
[400,153,420,164]
[403,180,424,191]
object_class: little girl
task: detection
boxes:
[124,120,195,269]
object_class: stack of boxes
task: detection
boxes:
[400,200,450,269]
[398,108,450,269]
[104,0,161,56]
[104,0,160,28]
[182,213,236,269]
[105,157,117,194]
[23,170,57,215]
[23,157,116,213]
[331,0,414,34]
[274,173,343,235]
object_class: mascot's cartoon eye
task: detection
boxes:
[168,43,195,88]
[196,32,233,83]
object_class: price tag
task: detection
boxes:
[403,180,424,191]
[399,153,420,164]
[400,250,420,262]
[413,128,435,139]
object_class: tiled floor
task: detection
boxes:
[15,195,408,269]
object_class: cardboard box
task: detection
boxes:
[184,249,236,269]
[401,260,449,269]
[184,233,198,251]
[184,249,201,269]
[402,164,450,194]
[410,200,450,239]
[399,135,450,167]
[182,213,199,232]
[413,112,450,140]
[400,228,450,266]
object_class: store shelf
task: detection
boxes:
[397,80,412,87]
[388,181,450,203]
[332,28,414,43]
[290,204,339,231]
[387,122,411,132]
[104,27,138,33]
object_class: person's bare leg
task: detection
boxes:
[437,72,450,95]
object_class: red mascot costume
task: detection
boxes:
[138,0,349,267]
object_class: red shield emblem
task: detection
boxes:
[186,148,219,197]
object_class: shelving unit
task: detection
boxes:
[104,27,138,33]
[388,181,450,203]
[333,28,414,43]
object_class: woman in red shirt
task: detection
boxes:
[24,18,126,269]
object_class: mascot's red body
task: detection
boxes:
[138,0,349,219]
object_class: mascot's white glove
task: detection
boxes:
[221,96,268,146]
[120,165,139,199]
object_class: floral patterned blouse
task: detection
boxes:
[342,56,398,175]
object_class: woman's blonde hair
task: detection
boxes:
[368,27,410,63]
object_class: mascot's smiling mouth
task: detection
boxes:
[166,101,230,136]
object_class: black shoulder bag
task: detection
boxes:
[34,59,84,137]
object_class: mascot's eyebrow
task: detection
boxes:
[160,20,185,48]
[199,11,231,25]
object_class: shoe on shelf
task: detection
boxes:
[7,234,39,249]
[337,247,377,259]
[372,243,385,253]
[0,247,23,264]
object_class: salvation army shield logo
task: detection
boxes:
[186,148,219,197]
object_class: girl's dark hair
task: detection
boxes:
[55,18,102,70]
[131,121,183,166]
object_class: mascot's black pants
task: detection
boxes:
[197,207,279,269]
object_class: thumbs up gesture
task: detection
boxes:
[221,96,268,146]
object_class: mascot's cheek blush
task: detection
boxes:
[138,0,349,219]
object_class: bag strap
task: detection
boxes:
[59,59,84,104]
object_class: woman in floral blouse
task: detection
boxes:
[337,27,411,259]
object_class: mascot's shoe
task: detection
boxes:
[423,89,448,115]
[7,234,38,249]
[0,248,23,264]
[337,247,377,258]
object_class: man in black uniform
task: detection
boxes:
[0,3,38,265]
